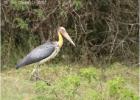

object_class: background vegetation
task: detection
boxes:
[1,0,139,68]
[1,0,139,100]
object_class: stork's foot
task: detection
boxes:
[30,69,51,85]
[30,76,51,86]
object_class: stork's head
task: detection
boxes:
[58,27,75,46]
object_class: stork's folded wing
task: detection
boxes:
[16,42,56,69]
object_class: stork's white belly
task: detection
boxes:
[39,47,60,64]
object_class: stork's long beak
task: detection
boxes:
[62,32,75,47]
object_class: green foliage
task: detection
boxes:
[58,75,81,98]
[107,77,125,95]
[34,81,48,93]
[32,95,47,100]
[14,18,28,30]
[1,64,139,100]
[107,77,139,100]
[80,67,97,82]
[73,0,83,10]
[32,95,56,100]
[84,90,102,100]
[33,81,57,100]
[121,89,139,100]
[33,75,81,99]
[60,75,81,88]
[10,0,29,11]
[34,9,45,19]
[2,0,138,67]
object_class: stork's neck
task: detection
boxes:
[58,32,63,47]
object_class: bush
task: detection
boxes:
[34,81,48,93]
[107,77,125,96]
[107,77,139,100]
[2,0,138,67]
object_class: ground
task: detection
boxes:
[1,63,139,100]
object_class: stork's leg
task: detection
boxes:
[30,64,40,81]
[30,64,51,85]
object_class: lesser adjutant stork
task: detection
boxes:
[16,27,75,81]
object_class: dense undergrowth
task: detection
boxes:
[1,63,139,100]
[1,0,139,68]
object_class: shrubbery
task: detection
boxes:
[1,0,138,68]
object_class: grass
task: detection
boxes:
[1,62,139,100]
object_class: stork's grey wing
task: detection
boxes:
[16,42,58,69]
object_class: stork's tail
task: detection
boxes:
[16,63,22,69]
[16,61,25,69]
[16,55,29,69]
[16,64,20,69]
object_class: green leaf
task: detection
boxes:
[10,0,29,11]
[80,67,97,82]
[73,0,83,10]
[14,18,28,30]
[34,9,45,19]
